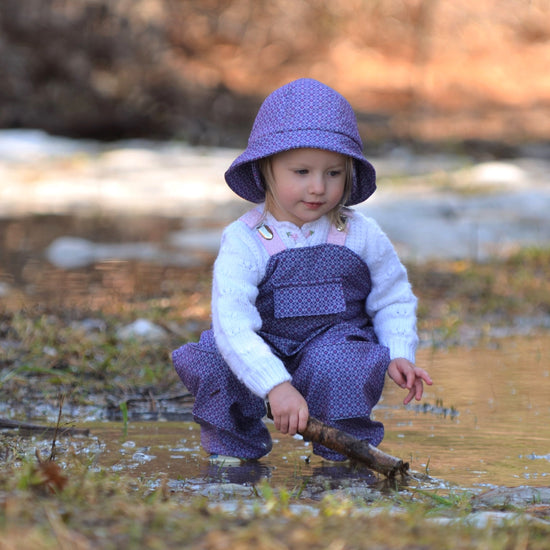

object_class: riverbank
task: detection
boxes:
[2,129,550,263]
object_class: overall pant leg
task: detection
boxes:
[172,330,272,459]
[291,327,390,461]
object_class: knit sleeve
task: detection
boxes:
[211,221,292,398]
[347,212,419,362]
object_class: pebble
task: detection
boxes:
[467,161,529,186]
[46,236,204,269]
[0,282,12,297]
[116,319,168,343]
[473,486,550,508]
[71,318,108,334]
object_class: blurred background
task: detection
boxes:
[0,0,549,313]
[1,0,549,149]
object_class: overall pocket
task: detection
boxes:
[273,278,346,318]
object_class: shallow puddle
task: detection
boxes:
[76,335,550,498]
[379,334,550,489]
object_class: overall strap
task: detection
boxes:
[326,209,352,246]
[326,224,347,246]
[240,209,287,256]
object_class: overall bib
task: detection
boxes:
[172,210,390,461]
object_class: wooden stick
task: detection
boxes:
[0,418,90,437]
[301,417,409,478]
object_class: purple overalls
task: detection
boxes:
[172,210,390,461]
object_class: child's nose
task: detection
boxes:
[308,174,325,194]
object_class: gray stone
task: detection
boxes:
[116,319,168,343]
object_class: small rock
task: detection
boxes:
[46,237,95,269]
[43,346,58,357]
[116,319,168,343]
[0,282,12,297]
[468,161,527,187]
[193,482,255,498]
[71,318,108,334]
[473,486,550,508]
[132,451,156,463]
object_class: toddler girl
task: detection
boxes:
[172,78,432,464]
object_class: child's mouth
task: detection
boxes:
[303,201,324,209]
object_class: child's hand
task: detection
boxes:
[268,382,309,436]
[387,358,433,405]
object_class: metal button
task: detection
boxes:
[257,224,274,240]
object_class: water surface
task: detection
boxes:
[378,335,550,488]
[85,335,549,494]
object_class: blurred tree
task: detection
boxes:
[0,0,182,138]
[0,0,548,145]
[0,0,252,141]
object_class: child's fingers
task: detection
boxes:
[288,408,309,436]
[399,364,433,404]
[392,368,408,388]
[411,366,432,384]
[287,414,299,436]
[276,414,289,434]
[406,366,432,389]
[297,408,309,434]
[405,367,418,389]
[420,369,433,385]
[402,386,416,405]
[414,379,424,400]
[402,376,427,404]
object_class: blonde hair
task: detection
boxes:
[258,154,353,230]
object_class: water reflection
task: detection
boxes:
[378,335,550,488]
[86,335,549,495]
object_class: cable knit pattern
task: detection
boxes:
[211,206,418,398]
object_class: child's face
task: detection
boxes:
[267,148,347,227]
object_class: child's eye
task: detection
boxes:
[328,170,342,177]
[294,169,309,175]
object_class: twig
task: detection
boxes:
[301,417,409,478]
[0,418,90,437]
[49,394,65,460]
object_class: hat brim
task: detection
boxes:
[224,129,376,206]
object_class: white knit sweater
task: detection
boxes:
[211,206,418,399]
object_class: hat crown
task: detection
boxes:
[249,78,362,152]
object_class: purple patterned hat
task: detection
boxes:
[224,78,376,205]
